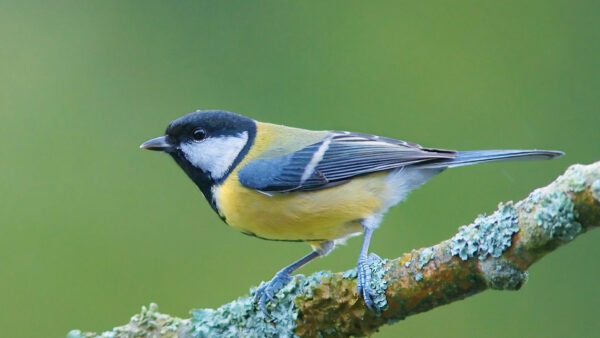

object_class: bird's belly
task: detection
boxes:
[214,173,389,241]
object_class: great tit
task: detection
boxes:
[140,110,563,314]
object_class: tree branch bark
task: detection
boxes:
[69,161,600,338]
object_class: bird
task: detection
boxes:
[140,109,563,315]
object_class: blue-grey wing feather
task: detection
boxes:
[238,132,456,192]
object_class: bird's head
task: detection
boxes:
[141,110,256,195]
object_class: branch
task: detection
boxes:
[69,161,600,338]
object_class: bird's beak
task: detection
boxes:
[140,136,173,151]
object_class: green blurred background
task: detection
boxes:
[1,1,599,337]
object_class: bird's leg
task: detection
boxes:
[356,215,384,312]
[254,241,333,316]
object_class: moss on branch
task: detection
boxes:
[70,161,600,337]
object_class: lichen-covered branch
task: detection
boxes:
[70,161,600,338]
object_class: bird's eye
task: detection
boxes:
[192,128,207,141]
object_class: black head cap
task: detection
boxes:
[164,110,256,147]
[141,110,257,211]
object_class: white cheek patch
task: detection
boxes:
[180,132,248,180]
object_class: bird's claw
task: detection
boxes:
[356,252,383,313]
[254,271,292,317]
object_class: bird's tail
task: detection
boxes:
[417,149,564,169]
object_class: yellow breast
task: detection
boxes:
[213,122,388,241]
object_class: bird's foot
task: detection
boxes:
[357,252,385,313]
[254,270,293,317]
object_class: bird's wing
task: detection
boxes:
[238,131,457,192]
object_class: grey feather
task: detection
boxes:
[416,150,564,169]
[238,132,456,192]
[238,131,563,193]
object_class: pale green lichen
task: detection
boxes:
[342,267,357,279]
[187,272,330,338]
[417,247,434,269]
[68,303,186,338]
[517,188,543,212]
[450,202,519,261]
[592,179,600,201]
[535,191,581,241]
[414,273,423,282]
[66,330,85,338]
[564,165,587,192]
